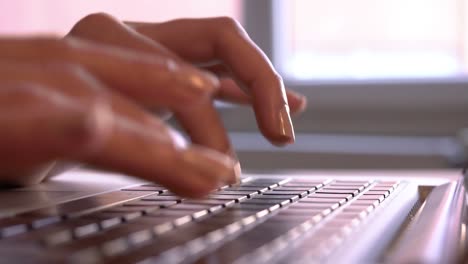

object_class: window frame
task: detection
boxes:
[236,0,468,137]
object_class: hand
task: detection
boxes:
[0,13,307,197]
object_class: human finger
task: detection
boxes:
[128,18,296,145]
[202,63,307,114]
[0,63,235,197]
[213,76,307,115]
[0,36,219,110]
[174,100,241,184]
[68,13,239,165]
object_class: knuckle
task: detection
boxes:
[51,62,91,84]
[213,16,244,35]
[271,71,288,103]
[83,12,115,22]
[54,37,80,59]
[48,61,107,95]
[158,142,184,167]
[54,62,87,77]
[271,71,284,86]
[70,12,117,34]
[70,99,113,156]
[0,82,48,103]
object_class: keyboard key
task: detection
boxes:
[274,187,316,191]
[243,199,292,205]
[121,185,166,192]
[0,219,28,238]
[146,210,196,218]
[365,189,390,197]
[334,211,368,221]
[265,190,308,194]
[254,194,298,199]
[224,186,269,192]
[216,190,259,195]
[85,213,124,229]
[123,200,178,208]
[106,208,149,218]
[233,203,277,211]
[192,210,209,220]
[31,216,62,229]
[350,199,380,208]
[278,208,328,216]
[359,194,385,203]
[212,210,255,220]
[140,195,183,202]
[282,182,324,188]
[184,199,228,205]
[73,222,100,239]
[56,223,148,253]
[208,195,249,201]
[342,204,374,214]
[291,202,340,211]
[308,193,353,201]
[102,206,148,218]
[301,197,347,205]
[333,180,371,185]
[368,187,392,193]
[27,219,104,246]
[0,215,64,239]
[101,237,129,257]
[169,204,214,211]
[19,191,157,218]
[325,185,365,192]
[129,216,178,227]
[317,189,359,196]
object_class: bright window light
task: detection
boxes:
[274,0,468,80]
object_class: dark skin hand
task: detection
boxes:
[0,13,307,198]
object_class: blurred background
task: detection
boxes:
[1,0,467,171]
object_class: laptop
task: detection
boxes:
[0,166,466,264]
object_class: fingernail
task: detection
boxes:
[176,68,220,95]
[296,95,307,113]
[232,161,242,184]
[275,104,295,145]
[226,149,242,184]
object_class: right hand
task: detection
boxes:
[0,39,234,197]
[0,14,306,198]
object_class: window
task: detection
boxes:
[273,0,468,81]
[236,0,468,170]
[0,0,242,35]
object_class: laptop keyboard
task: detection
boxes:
[0,177,400,263]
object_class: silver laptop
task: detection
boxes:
[0,166,466,264]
